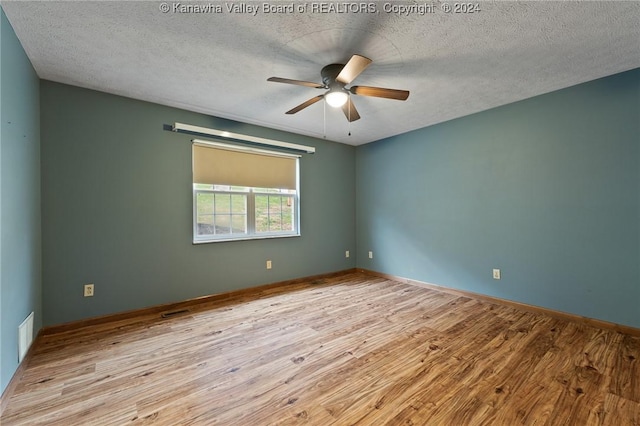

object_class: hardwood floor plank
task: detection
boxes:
[610,333,640,403]
[601,393,640,425]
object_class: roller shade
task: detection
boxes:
[193,142,298,190]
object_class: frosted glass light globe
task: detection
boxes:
[325,91,348,108]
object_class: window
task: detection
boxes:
[192,141,300,243]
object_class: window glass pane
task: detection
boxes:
[255,194,269,233]
[282,196,294,231]
[215,215,231,234]
[196,193,214,215]
[269,196,283,232]
[196,214,214,236]
[231,215,246,234]
[214,193,231,214]
[231,194,246,214]
[269,221,282,232]
[254,194,296,234]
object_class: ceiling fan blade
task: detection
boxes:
[341,97,361,122]
[336,54,372,85]
[350,86,410,101]
[286,95,324,115]
[268,77,324,89]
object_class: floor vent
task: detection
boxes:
[18,312,34,363]
[161,309,190,319]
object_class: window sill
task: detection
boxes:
[193,233,301,244]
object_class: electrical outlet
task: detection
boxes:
[266,260,272,270]
[84,284,94,297]
[493,269,501,280]
[368,251,373,259]
[345,250,350,258]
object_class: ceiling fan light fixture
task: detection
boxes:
[267,54,407,121]
[325,90,349,108]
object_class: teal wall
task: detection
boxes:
[0,9,42,394]
[40,81,356,326]
[356,69,640,328]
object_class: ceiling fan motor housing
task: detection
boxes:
[321,63,346,87]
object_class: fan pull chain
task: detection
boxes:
[323,98,327,139]
[348,95,351,136]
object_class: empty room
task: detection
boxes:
[1,1,639,424]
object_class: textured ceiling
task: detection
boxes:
[3,1,639,145]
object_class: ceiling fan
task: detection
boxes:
[267,54,409,122]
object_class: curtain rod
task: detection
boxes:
[172,122,316,154]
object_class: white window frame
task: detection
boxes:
[192,142,301,244]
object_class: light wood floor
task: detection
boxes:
[1,272,639,425]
